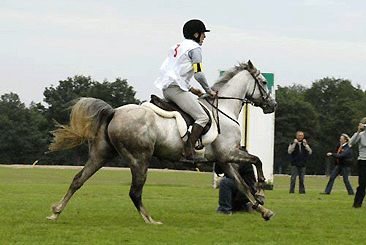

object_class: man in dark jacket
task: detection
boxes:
[288,131,312,194]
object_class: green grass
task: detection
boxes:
[0,166,365,245]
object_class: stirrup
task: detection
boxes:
[187,146,207,163]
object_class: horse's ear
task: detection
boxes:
[248,60,254,69]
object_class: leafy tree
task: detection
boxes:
[43,75,94,124]
[88,78,141,108]
[0,93,48,164]
[41,75,141,166]
[305,77,365,138]
[43,76,141,125]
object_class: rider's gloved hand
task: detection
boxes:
[209,90,217,98]
[189,87,204,97]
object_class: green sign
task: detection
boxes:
[220,70,274,92]
[219,70,274,92]
[262,73,274,92]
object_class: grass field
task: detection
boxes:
[0,165,365,245]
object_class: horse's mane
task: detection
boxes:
[211,62,249,91]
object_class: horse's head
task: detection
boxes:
[246,60,277,114]
[211,61,277,115]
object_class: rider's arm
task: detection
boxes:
[189,48,213,94]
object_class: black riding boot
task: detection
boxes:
[185,123,207,162]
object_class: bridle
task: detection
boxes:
[204,68,272,131]
[247,69,271,108]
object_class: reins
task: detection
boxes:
[204,95,247,132]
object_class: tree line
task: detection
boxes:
[1,76,365,174]
[274,77,366,175]
[0,76,140,167]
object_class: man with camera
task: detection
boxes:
[288,131,313,194]
[350,118,366,208]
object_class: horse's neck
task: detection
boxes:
[218,72,252,119]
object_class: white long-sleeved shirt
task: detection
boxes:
[154,39,211,93]
[350,131,366,160]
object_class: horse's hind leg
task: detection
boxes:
[129,161,162,224]
[47,140,117,220]
[46,161,102,220]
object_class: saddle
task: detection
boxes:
[150,95,211,135]
[141,95,218,145]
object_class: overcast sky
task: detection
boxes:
[1,0,365,106]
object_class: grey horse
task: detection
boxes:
[46,60,277,224]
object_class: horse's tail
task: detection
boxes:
[49,97,115,151]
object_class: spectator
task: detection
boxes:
[321,133,354,195]
[350,118,366,208]
[288,131,312,194]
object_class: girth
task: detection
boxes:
[150,94,211,135]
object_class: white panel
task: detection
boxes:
[239,105,275,184]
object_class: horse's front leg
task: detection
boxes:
[229,147,266,183]
[223,147,266,204]
[219,162,274,221]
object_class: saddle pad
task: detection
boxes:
[141,102,188,138]
[141,102,218,145]
[150,94,212,134]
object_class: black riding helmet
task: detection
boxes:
[183,19,210,43]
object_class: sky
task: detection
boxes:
[1,0,365,106]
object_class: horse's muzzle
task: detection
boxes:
[262,99,277,114]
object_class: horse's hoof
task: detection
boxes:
[142,215,163,225]
[46,214,59,220]
[262,210,275,221]
[146,219,163,225]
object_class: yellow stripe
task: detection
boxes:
[193,63,203,73]
[242,103,250,149]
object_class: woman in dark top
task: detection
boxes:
[321,133,354,195]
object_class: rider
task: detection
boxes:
[154,19,216,162]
